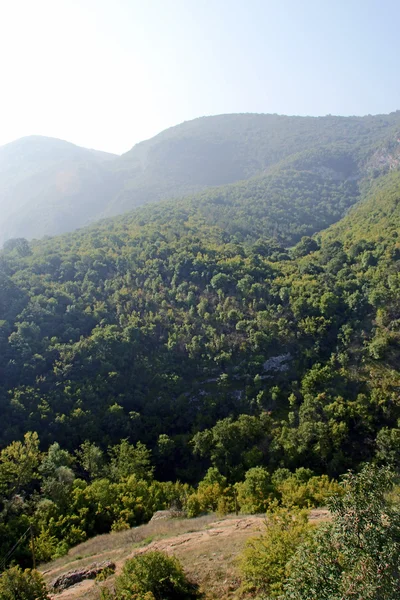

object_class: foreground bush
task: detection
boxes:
[240,465,400,599]
[284,464,400,599]
[240,505,310,598]
[113,551,199,600]
[0,566,49,600]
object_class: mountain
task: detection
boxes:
[1,121,400,573]
[1,111,400,244]
[107,112,400,215]
[322,169,400,245]
[0,156,399,465]
[0,136,117,244]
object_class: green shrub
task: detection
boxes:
[240,505,310,597]
[0,566,50,600]
[185,493,202,518]
[114,551,199,600]
[33,528,59,562]
[96,565,116,581]
[276,472,341,508]
[284,464,400,599]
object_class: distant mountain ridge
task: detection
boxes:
[0,136,118,244]
[1,111,400,244]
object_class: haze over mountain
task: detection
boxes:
[0,136,117,244]
[1,111,400,245]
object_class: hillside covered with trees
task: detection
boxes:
[1,111,400,244]
[0,116,400,597]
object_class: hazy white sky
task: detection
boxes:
[0,0,399,154]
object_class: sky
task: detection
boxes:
[0,0,399,155]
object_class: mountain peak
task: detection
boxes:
[1,111,400,245]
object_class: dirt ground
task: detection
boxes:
[42,509,330,600]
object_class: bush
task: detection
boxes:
[33,528,59,562]
[114,551,199,600]
[284,464,400,599]
[276,471,341,508]
[0,566,50,600]
[240,505,310,598]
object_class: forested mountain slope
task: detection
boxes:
[0,153,400,574]
[147,152,360,245]
[1,111,400,243]
[109,111,400,215]
[0,167,399,478]
[323,169,400,244]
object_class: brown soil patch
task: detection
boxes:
[44,509,330,600]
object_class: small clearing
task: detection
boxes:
[42,509,329,600]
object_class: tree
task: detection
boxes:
[292,236,319,258]
[186,467,231,516]
[235,467,274,513]
[39,442,75,509]
[191,415,270,480]
[284,464,400,599]
[109,441,153,482]
[76,441,105,480]
[0,432,41,497]
[375,426,400,469]
[0,566,49,600]
[39,442,73,477]
[2,238,32,257]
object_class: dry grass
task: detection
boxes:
[42,509,330,600]
[41,514,216,577]
[42,514,263,600]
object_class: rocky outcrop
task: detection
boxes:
[51,560,115,591]
[263,353,292,373]
[367,139,400,173]
[150,509,187,522]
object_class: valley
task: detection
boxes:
[0,111,400,599]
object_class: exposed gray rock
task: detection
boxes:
[150,509,187,522]
[263,353,292,373]
[368,139,400,173]
[51,560,115,591]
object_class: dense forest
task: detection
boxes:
[0,115,400,598]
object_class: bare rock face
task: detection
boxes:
[368,138,400,174]
[51,560,115,591]
[263,353,292,373]
[150,509,186,522]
